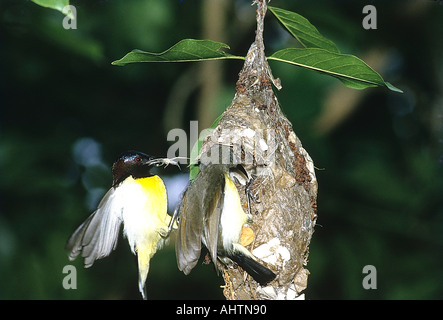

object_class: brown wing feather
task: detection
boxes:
[176,165,226,274]
[202,168,224,273]
[175,182,204,274]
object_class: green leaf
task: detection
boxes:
[385,82,404,93]
[189,112,224,181]
[31,0,72,17]
[268,48,403,92]
[268,6,340,54]
[112,39,244,66]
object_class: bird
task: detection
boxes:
[175,144,276,286]
[66,150,179,299]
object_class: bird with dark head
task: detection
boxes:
[66,150,179,299]
[112,151,156,185]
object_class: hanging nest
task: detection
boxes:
[198,0,318,300]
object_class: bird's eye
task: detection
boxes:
[135,157,142,163]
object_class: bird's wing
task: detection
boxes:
[175,182,203,275]
[202,171,224,273]
[65,187,123,268]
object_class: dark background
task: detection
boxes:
[1,0,442,299]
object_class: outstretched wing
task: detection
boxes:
[66,187,123,268]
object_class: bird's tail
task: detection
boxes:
[137,245,154,300]
[135,227,169,300]
[138,259,149,300]
[228,244,276,286]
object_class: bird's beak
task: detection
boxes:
[146,157,182,169]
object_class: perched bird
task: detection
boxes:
[66,151,178,299]
[175,145,276,285]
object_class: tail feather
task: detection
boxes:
[137,245,154,300]
[138,258,149,300]
[228,245,276,286]
[139,277,147,300]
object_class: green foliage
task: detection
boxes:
[268,48,402,92]
[113,5,400,92]
[188,113,224,181]
[268,6,340,53]
[31,0,72,18]
[267,6,401,92]
[112,39,243,66]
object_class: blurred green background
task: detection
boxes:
[1,0,442,299]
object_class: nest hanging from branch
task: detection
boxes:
[199,0,318,300]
